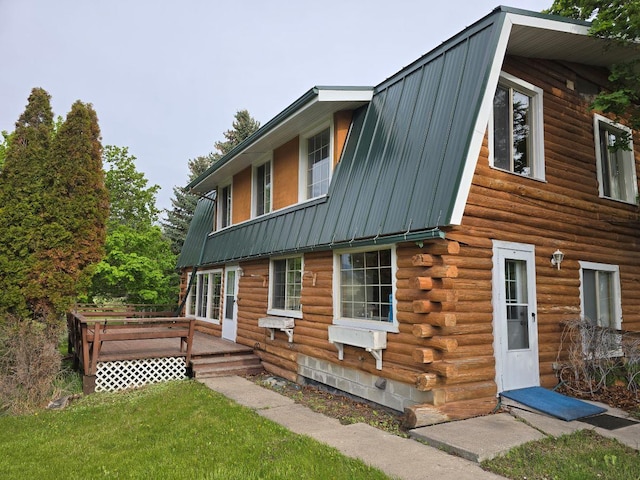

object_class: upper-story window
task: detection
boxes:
[305,127,331,199]
[491,72,545,180]
[594,114,637,204]
[254,160,272,216]
[268,256,303,317]
[219,184,232,229]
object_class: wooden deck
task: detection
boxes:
[96,331,254,361]
[67,309,261,393]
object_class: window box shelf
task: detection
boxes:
[328,325,387,370]
[258,316,295,342]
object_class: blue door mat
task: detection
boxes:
[501,386,607,421]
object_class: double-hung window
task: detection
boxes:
[491,72,545,180]
[269,256,303,317]
[579,261,622,357]
[186,270,223,322]
[254,161,272,216]
[305,127,331,199]
[594,114,637,204]
[219,184,232,229]
[334,247,397,332]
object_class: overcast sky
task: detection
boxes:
[0,0,552,214]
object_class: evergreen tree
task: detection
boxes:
[162,153,216,254]
[213,109,261,155]
[0,89,108,412]
[0,88,55,319]
[162,110,260,254]
[35,101,109,318]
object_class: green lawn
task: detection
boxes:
[0,381,390,479]
[482,429,640,480]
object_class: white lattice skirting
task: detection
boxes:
[95,357,187,392]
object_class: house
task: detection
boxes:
[177,6,640,426]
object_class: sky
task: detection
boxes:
[0,0,553,215]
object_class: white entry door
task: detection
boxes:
[221,266,239,342]
[492,241,539,392]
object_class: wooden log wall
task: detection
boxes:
[449,56,640,389]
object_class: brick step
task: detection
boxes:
[191,354,260,367]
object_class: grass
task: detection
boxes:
[482,429,640,480]
[0,380,390,480]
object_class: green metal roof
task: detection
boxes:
[178,10,502,268]
[179,7,633,268]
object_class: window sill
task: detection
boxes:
[599,194,638,207]
[489,165,547,183]
[334,317,398,333]
[267,309,303,319]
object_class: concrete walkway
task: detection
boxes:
[200,376,502,480]
[200,376,640,480]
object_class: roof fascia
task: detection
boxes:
[449,10,592,225]
[187,86,373,192]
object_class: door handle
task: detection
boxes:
[531,312,536,323]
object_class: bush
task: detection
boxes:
[0,315,62,414]
[557,318,640,397]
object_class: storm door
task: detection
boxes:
[493,241,539,392]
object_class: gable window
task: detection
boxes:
[334,247,398,333]
[491,72,545,180]
[219,184,231,229]
[579,261,622,357]
[306,127,331,198]
[255,161,272,216]
[268,256,303,317]
[186,270,223,322]
[594,114,637,204]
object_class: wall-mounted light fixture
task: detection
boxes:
[551,249,564,270]
[237,267,244,277]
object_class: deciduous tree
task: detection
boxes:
[87,146,178,305]
[547,1,640,133]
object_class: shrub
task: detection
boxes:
[0,315,62,414]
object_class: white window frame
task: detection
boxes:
[333,245,398,333]
[268,255,304,319]
[579,261,623,357]
[299,120,333,201]
[593,114,638,204]
[489,71,545,181]
[186,269,223,323]
[217,183,232,230]
[185,272,197,317]
[252,159,272,217]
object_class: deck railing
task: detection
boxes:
[67,307,195,392]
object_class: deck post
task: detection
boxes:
[82,374,96,394]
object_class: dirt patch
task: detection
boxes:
[246,373,408,436]
[556,380,640,418]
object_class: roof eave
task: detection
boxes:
[188,86,373,194]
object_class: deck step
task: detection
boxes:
[190,353,263,378]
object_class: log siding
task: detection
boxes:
[179,55,640,425]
